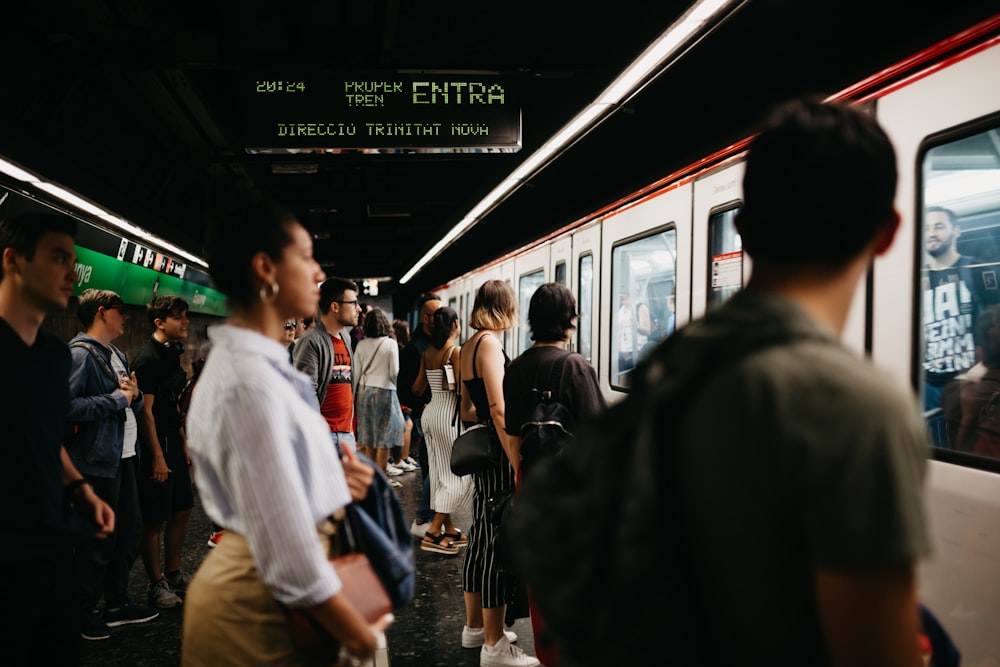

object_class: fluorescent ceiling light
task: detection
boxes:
[0,156,41,182]
[0,155,209,269]
[400,0,743,284]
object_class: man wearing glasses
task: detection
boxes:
[293,276,360,453]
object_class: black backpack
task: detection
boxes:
[506,325,812,666]
[519,351,574,477]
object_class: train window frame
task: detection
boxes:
[609,223,677,392]
[916,109,1000,474]
[554,260,567,286]
[707,202,744,307]
[577,252,594,364]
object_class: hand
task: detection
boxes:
[119,372,140,403]
[340,446,375,501]
[151,455,172,483]
[338,614,394,666]
[77,484,116,538]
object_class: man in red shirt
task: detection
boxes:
[293,277,360,452]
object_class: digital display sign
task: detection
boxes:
[243,71,521,153]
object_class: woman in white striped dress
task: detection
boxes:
[411,306,473,555]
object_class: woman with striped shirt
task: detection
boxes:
[182,187,392,666]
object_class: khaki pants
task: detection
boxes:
[182,521,341,667]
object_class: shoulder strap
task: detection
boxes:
[545,351,571,403]
[70,340,118,384]
[439,343,456,368]
[470,333,490,380]
[359,338,386,383]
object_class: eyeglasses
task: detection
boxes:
[283,321,297,330]
[335,300,359,307]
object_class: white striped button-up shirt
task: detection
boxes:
[187,324,352,606]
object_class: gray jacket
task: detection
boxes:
[292,315,355,408]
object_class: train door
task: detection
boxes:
[600,182,692,399]
[691,161,745,323]
[875,39,1000,664]
[513,245,550,356]
[571,222,601,362]
[497,259,517,353]
[550,236,572,289]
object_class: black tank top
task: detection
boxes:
[463,332,508,425]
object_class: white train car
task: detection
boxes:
[437,14,1000,664]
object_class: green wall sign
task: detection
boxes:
[72,246,229,317]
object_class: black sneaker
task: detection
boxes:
[104,602,159,627]
[80,610,112,641]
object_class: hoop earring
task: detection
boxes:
[259,282,279,303]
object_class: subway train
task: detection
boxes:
[432,14,1000,665]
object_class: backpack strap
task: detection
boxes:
[358,337,387,386]
[70,340,119,384]
[544,350,571,403]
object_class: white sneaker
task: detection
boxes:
[410,519,430,537]
[480,635,538,667]
[462,625,518,648]
[403,456,421,469]
[395,459,417,472]
[386,463,404,476]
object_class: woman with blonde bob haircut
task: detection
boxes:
[458,279,540,667]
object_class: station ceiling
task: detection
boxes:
[1,1,998,305]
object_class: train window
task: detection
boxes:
[554,261,567,286]
[611,226,677,389]
[518,269,545,354]
[577,253,594,363]
[708,205,743,306]
[920,119,1000,465]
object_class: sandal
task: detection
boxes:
[442,529,468,548]
[420,531,459,555]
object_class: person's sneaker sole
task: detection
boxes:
[104,607,159,627]
[81,628,112,641]
[461,628,517,648]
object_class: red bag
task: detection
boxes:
[284,552,392,662]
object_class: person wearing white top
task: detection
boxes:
[353,307,405,479]
[182,187,392,666]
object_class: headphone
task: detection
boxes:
[162,340,185,353]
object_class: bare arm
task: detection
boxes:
[477,336,517,468]
[138,394,171,482]
[303,594,393,662]
[816,563,922,667]
[411,349,428,399]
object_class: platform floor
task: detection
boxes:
[80,463,536,666]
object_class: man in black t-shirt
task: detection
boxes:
[923,205,1000,448]
[132,295,193,609]
[0,212,114,663]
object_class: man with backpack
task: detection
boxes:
[502,282,605,667]
[510,100,931,667]
[67,289,159,641]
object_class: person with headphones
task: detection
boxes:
[132,294,194,609]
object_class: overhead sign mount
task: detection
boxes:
[244,71,521,154]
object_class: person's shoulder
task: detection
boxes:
[38,327,69,353]
[564,350,595,371]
